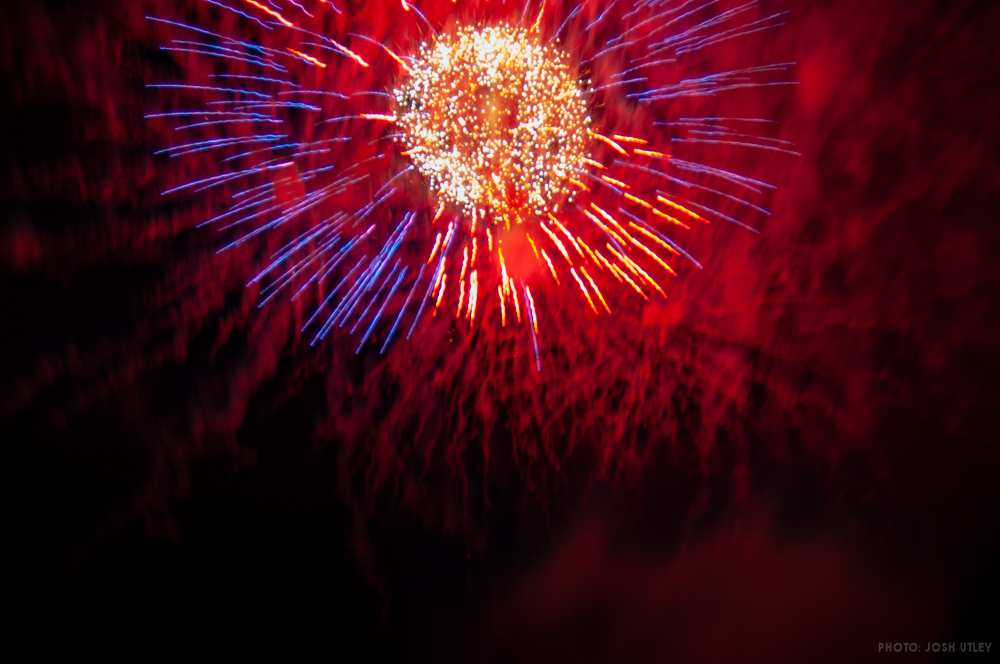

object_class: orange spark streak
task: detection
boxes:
[570,268,598,314]
[531,1,546,33]
[511,284,522,323]
[569,178,590,191]
[577,236,603,269]
[287,48,326,68]
[434,272,448,310]
[589,206,662,264]
[331,39,370,68]
[594,249,624,282]
[498,285,507,327]
[611,262,647,298]
[651,206,690,229]
[624,196,685,228]
[623,192,653,209]
[600,174,630,189]
[628,222,680,256]
[243,0,293,27]
[628,235,678,277]
[468,270,478,321]
[524,286,539,334]
[589,131,629,156]
[525,233,541,261]
[590,203,639,246]
[361,113,396,122]
[583,157,605,170]
[498,248,510,294]
[604,248,648,297]
[581,266,611,313]
[583,207,625,245]
[540,248,560,283]
[547,214,584,257]
[540,223,572,263]
[432,202,445,224]
[459,245,469,282]
[442,220,456,250]
[655,195,706,222]
[426,232,442,263]
[607,244,666,298]
[604,243,638,278]
[612,134,648,145]
[633,148,669,159]
[382,43,412,73]
[432,256,447,297]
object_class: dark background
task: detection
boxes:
[2,0,999,660]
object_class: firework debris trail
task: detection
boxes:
[147,0,797,372]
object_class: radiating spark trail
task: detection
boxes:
[147,0,795,369]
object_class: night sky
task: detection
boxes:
[3,1,999,659]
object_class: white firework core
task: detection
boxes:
[392,23,592,220]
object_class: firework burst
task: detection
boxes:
[147,0,796,372]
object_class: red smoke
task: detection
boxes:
[2,1,998,659]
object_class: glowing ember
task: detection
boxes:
[392,23,591,219]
